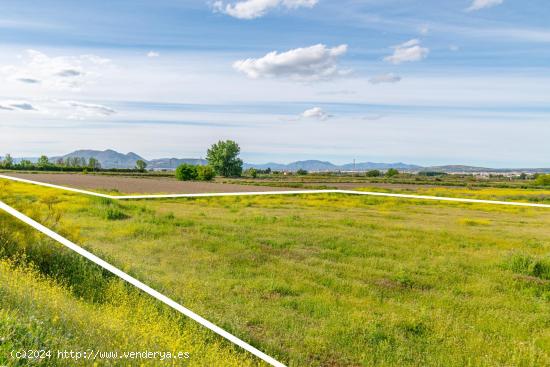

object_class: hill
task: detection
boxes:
[54,149,146,169]
[147,158,208,169]
[53,150,206,169]
[5,149,549,173]
[245,160,422,172]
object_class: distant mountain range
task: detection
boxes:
[243,160,422,171]
[52,150,208,170]
[4,149,550,173]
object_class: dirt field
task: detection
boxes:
[2,173,310,194]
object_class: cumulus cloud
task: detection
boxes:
[369,73,402,84]
[384,39,429,64]
[301,107,330,120]
[213,0,318,19]
[466,0,503,11]
[147,51,160,57]
[0,49,110,91]
[233,44,349,81]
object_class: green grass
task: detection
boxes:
[1,179,550,366]
[0,212,262,366]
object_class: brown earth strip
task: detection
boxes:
[3,173,311,195]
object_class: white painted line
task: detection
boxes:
[0,174,112,198]
[1,173,550,208]
[0,200,286,367]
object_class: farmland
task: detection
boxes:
[2,172,305,195]
[1,176,549,366]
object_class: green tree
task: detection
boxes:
[175,164,198,181]
[206,140,243,177]
[385,168,399,177]
[366,169,381,177]
[197,165,215,181]
[88,157,101,170]
[135,159,147,172]
[2,154,13,168]
[296,169,308,175]
[20,159,33,168]
[37,155,49,168]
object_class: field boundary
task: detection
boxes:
[2,174,550,208]
[0,200,286,367]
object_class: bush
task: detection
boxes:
[418,171,447,177]
[244,168,258,178]
[197,165,215,181]
[535,174,550,186]
[385,168,399,177]
[175,164,198,181]
[366,170,381,177]
[296,169,308,175]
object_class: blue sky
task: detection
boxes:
[1,0,549,167]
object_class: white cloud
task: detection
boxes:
[301,107,330,120]
[466,0,503,12]
[213,0,318,19]
[233,44,349,81]
[369,73,402,84]
[16,77,41,84]
[0,100,38,111]
[0,99,115,119]
[57,101,116,119]
[384,39,429,64]
[449,45,460,52]
[147,51,160,58]
[0,49,110,91]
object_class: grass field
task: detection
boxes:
[0,212,263,366]
[1,178,550,366]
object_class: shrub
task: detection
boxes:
[296,169,308,175]
[366,170,381,177]
[535,174,550,186]
[245,168,258,178]
[175,164,198,181]
[385,168,399,177]
[197,165,215,181]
